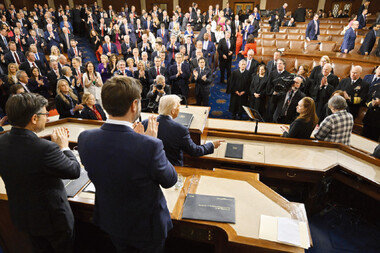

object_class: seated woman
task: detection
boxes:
[55,79,83,119]
[126,58,136,77]
[240,35,257,57]
[106,54,118,76]
[49,45,62,62]
[280,97,318,139]
[27,67,50,99]
[80,92,107,121]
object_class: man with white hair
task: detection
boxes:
[114,60,128,76]
[143,94,223,166]
[336,65,369,118]
[146,74,171,112]
[341,21,359,53]
[314,63,339,117]
[44,24,60,50]
[102,35,118,56]
[314,95,354,145]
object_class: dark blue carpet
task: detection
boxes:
[75,36,99,65]
[306,206,380,253]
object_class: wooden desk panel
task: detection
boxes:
[206,118,379,155]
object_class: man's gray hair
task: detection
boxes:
[16,70,26,80]
[158,95,182,116]
[328,95,347,110]
[155,75,165,84]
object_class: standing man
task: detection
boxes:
[341,21,359,53]
[218,31,235,84]
[169,53,191,98]
[227,59,252,119]
[359,23,380,55]
[191,57,213,106]
[306,14,320,41]
[78,76,177,252]
[293,3,306,22]
[0,93,81,252]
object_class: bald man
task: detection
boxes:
[336,65,369,118]
[341,21,359,53]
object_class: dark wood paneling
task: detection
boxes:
[102,0,141,13]
[323,0,378,15]
[266,0,318,15]
[146,0,173,14]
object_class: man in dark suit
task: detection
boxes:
[19,51,46,77]
[223,3,233,19]
[137,34,153,57]
[273,77,305,123]
[357,0,370,16]
[336,66,369,119]
[157,23,169,46]
[314,64,338,117]
[4,41,25,66]
[267,59,291,122]
[359,24,380,55]
[278,3,288,21]
[121,34,134,60]
[245,49,259,76]
[102,35,119,56]
[306,14,320,41]
[184,35,195,60]
[341,21,359,53]
[231,15,242,38]
[0,93,80,252]
[196,25,216,43]
[202,33,216,68]
[67,39,82,61]
[267,51,282,74]
[363,66,380,93]
[27,29,44,51]
[293,4,306,22]
[191,57,213,106]
[218,31,235,84]
[143,94,222,166]
[47,59,61,96]
[357,9,368,29]
[78,76,177,252]
[148,56,167,85]
[44,24,61,51]
[166,35,180,64]
[169,53,190,98]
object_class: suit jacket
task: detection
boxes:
[121,42,135,59]
[282,118,314,139]
[363,74,380,91]
[4,50,25,66]
[157,29,169,45]
[137,41,153,56]
[27,36,44,50]
[231,20,242,37]
[196,28,216,43]
[0,127,80,236]
[306,20,320,40]
[293,8,306,22]
[78,123,177,242]
[191,67,213,95]
[102,43,119,55]
[60,32,74,53]
[67,47,81,60]
[80,104,107,120]
[266,60,278,74]
[148,66,167,84]
[359,29,376,55]
[47,69,61,95]
[273,89,305,123]
[357,14,366,29]
[242,25,254,41]
[314,78,335,117]
[44,31,60,49]
[267,70,291,95]
[245,58,259,76]
[341,28,356,53]
[143,115,214,166]
[169,62,190,86]
[55,93,80,119]
[217,38,236,62]
[166,42,180,62]
[19,60,46,77]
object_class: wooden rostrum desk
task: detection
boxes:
[0,165,311,253]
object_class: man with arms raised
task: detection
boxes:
[78,76,177,252]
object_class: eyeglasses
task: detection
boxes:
[37,112,49,116]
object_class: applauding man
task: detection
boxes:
[78,76,177,252]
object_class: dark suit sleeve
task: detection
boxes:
[181,128,214,157]
[43,142,81,179]
[150,139,177,189]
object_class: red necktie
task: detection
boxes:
[74,47,77,56]
[91,22,94,30]
[18,37,23,51]
[14,52,20,65]
[208,33,211,41]
[157,67,159,75]
[101,26,104,36]
[108,44,111,52]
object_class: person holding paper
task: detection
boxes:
[78,76,177,252]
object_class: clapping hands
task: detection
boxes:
[133,116,159,138]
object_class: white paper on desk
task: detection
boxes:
[84,182,96,193]
[277,217,301,247]
[259,215,277,242]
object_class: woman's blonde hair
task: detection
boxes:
[82,92,93,104]
[297,97,318,127]
[50,45,60,56]
[56,79,78,105]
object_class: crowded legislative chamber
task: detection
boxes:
[0,0,379,252]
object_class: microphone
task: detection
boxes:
[179,95,188,108]
[250,108,265,122]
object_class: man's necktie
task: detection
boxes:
[14,52,20,65]
[247,60,251,70]
[157,67,160,75]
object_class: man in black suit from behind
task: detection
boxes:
[143,95,223,166]
[359,24,380,56]
[218,31,235,84]
[293,3,306,22]
[0,93,81,252]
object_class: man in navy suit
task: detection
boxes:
[306,14,320,41]
[157,23,169,46]
[4,41,25,66]
[241,20,254,50]
[169,53,191,98]
[357,9,368,29]
[166,35,180,64]
[363,66,380,93]
[341,21,359,53]
[78,76,177,252]
[102,35,119,56]
[143,95,223,166]
[191,57,213,106]
[44,24,61,51]
[359,24,380,55]
[202,33,215,68]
